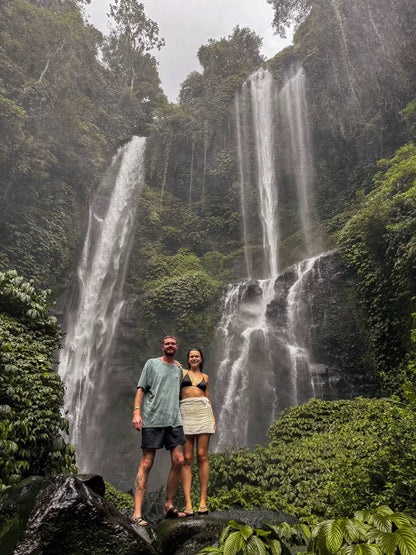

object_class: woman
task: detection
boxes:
[180,348,215,516]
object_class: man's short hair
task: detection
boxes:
[163,335,177,343]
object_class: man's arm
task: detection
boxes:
[132,388,144,431]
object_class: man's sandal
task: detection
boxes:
[164,506,186,518]
[132,516,148,526]
[198,506,209,515]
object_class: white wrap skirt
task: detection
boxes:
[180,397,215,435]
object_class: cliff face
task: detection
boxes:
[2,1,416,488]
[209,250,375,452]
[268,250,375,399]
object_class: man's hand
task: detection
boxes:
[132,410,143,431]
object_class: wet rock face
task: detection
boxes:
[0,475,302,555]
[267,250,376,400]
[0,475,155,555]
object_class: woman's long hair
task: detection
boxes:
[186,347,204,370]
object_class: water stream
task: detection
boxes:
[59,136,146,472]
[213,67,322,449]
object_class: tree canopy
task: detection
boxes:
[104,0,165,94]
[267,0,316,37]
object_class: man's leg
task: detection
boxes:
[165,445,185,514]
[133,448,156,521]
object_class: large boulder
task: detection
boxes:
[0,475,302,554]
[153,507,300,555]
[0,475,155,554]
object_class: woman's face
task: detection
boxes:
[188,350,202,369]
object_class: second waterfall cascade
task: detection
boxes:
[59,136,146,473]
[213,67,326,450]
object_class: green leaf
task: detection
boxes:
[338,545,382,555]
[240,525,254,540]
[223,531,242,555]
[395,526,416,555]
[245,535,267,555]
[313,520,344,555]
[267,539,282,555]
[367,529,397,555]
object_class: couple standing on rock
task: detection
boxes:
[131,335,216,526]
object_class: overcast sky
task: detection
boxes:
[85,0,292,102]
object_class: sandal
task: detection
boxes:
[132,516,148,526]
[164,506,186,519]
[184,509,194,517]
[198,506,209,515]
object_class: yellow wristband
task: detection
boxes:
[134,406,141,410]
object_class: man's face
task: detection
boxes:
[162,337,178,357]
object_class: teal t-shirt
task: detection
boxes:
[137,357,182,428]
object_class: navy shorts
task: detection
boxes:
[141,426,186,450]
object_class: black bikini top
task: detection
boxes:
[181,371,207,392]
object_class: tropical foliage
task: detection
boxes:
[0,271,76,491]
[203,398,416,519]
[201,507,416,555]
[202,505,416,555]
[337,143,416,394]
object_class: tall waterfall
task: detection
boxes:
[214,279,278,451]
[279,65,319,256]
[213,67,323,449]
[59,136,146,472]
[213,255,328,450]
[251,68,280,278]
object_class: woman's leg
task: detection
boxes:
[182,435,195,511]
[196,434,210,509]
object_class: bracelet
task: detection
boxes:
[134,406,141,410]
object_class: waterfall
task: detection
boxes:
[284,255,323,404]
[213,253,333,450]
[59,136,146,472]
[235,90,252,279]
[214,279,278,451]
[250,68,280,277]
[279,65,320,256]
[213,66,324,449]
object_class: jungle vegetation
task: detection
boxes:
[0,0,416,536]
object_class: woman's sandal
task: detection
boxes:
[198,506,209,515]
[132,516,148,526]
[184,509,194,517]
[164,506,186,519]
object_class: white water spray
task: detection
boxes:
[250,68,280,277]
[279,66,319,256]
[214,279,277,451]
[214,67,323,449]
[285,255,322,403]
[59,136,146,471]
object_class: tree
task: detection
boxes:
[266,0,317,36]
[197,26,263,78]
[104,0,165,92]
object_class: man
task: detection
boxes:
[132,336,186,525]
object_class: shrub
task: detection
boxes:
[0,270,76,491]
